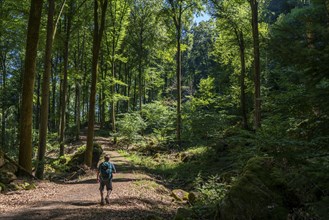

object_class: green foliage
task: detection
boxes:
[195,174,229,206]
[184,77,238,141]
[142,101,175,141]
[116,112,146,143]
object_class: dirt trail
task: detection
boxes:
[0,137,177,219]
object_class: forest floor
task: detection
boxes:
[0,136,178,220]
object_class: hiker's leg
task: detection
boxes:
[106,189,112,198]
[105,180,112,204]
[99,181,105,204]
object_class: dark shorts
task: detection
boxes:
[99,178,113,191]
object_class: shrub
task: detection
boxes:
[116,112,146,144]
[142,101,175,141]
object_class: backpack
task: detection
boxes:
[100,162,112,180]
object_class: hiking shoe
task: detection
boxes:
[100,199,105,205]
[105,197,110,204]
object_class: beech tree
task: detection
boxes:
[249,0,261,129]
[163,0,203,144]
[35,0,55,179]
[85,0,108,167]
[18,0,44,174]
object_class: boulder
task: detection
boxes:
[174,207,192,220]
[171,189,189,201]
[0,182,5,192]
[0,162,18,174]
[219,157,292,220]
[0,151,4,168]
[188,191,201,204]
[0,171,17,184]
[67,143,103,170]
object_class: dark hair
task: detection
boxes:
[104,154,110,161]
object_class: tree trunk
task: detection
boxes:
[35,72,41,130]
[175,6,182,144]
[99,54,105,129]
[59,8,72,156]
[75,82,81,141]
[51,63,56,131]
[127,65,131,112]
[1,53,7,150]
[36,0,55,179]
[238,30,248,130]
[85,0,108,167]
[138,26,143,112]
[111,36,116,138]
[249,0,261,130]
[133,74,137,111]
[19,0,44,173]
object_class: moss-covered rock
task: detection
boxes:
[171,189,189,201]
[0,181,6,192]
[67,143,103,170]
[0,162,18,174]
[174,207,192,220]
[188,191,201,204]
[0,151,5,168]
[219,157,293,220]
[0,171,17,184]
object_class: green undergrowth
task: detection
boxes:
[119,144,242,188]
[119,127,329,220]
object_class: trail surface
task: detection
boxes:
[0,137,177,219]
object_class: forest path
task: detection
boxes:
[0,135,177,219]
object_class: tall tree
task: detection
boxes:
[85,0,108,167]
[59,0,74,156]
[249,0,261,129]
[164,0,202,144]
[210,0,252,129]
[128,0,160,112]
[19,0,44,173]
[105,0,130,138]
[36,0,55,179]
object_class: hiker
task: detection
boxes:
[97,154,116,205]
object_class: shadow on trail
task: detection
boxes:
[64,177,151,185]
[2,197,174,220]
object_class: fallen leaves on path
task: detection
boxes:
[0,138,179,220]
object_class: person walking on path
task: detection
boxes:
[97,154,116,205]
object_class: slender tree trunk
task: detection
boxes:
[125,64,130,112]
[19,0,44,173]
[175,6,182,144]
[1,53,7,150]
[35,72,41,130]
[250,0,261,130]
[133,74,137,111]
[111,36,116,137]
[36,0,55,179]
[138,26,143,112]
[99,53,105,129]
[85,0,108,167]
[59,9,72,156]
[75,82,81,141]
[238,30,248,130]
[51,64,56,131]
